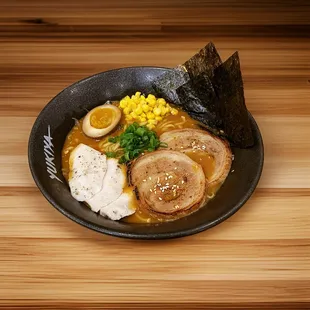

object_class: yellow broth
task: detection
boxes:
[61,102,217,223]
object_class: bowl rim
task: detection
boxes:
[28,66,264,240]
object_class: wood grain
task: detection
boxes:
[1,0,310,309]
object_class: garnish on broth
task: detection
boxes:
[61,41,254,223]
[82,104,121,138]
[106,122,167,164]
[119,92,178,130]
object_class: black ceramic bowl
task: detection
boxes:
[28,67,264,239]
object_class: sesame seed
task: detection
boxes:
[166,183,169,186]
[143,179,146,182]
[174,167,178,170]
[149,177,152,180]
[181,180,184,184]
[150,189,153,192]
[168,175,173,179]
[159,197,162,201]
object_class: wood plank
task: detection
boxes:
[0,278,309,303]
[1,4,309,26]
[0,189,309,240]
[1,302,310,310]
[2,40,310,118]
[1,0,310,307]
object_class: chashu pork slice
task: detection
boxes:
[160,128,232,188]
[130,150,206,217]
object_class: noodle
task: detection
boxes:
[63,146,75,155]
[157,115,187,132]
[99,138,121,153]
[207,193,215,199]
[72,118,81,127]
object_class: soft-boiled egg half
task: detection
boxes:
[82,104,121,138]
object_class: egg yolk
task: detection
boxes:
[90,108,115,129]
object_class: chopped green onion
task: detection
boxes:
[106,122,166,164]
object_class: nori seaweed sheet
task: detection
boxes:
[212,51,254,148]
[183,42,222,80]
[152,43,254,148]
[151,65,190,105]
[176,73,223,132]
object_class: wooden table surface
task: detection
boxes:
[1,1,310,309]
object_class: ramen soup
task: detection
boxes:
[61,92,233,223]
[60,42,256,223]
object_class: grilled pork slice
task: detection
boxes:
[130,150,206,218]
[160,128,232,188]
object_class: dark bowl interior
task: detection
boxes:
[28,67,264,239]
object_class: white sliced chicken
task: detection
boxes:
[86,158,125,212]
[68,144,107,201]
[100,191,136,221]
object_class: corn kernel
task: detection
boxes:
[129,102,137,110]
[147,124,155,130]
[148,119,157,125]
[153,107,161,116]
[130,112,138,119]
[142,104,149,113]
[123,92,179,125]
[148,99,156,107]
[123,107,130,114]
[161,107,168,116]
[147,94,156,101]
[171,108,178,115]
[120,99,127,108]
[135,106,142,115]
[146,112,155,119]
[157,98,166,105]
[140,102,147,110]
[131,95,138,103]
